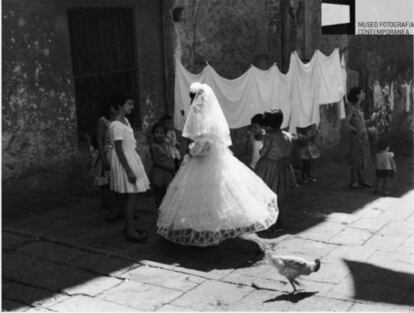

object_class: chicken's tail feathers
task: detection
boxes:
[314,259,321,272]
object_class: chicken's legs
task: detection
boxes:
[288,279,297,293]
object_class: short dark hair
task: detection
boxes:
[151,122,166,134]
[347,87,362,103]
[264,110,283,130]
[110,90,134,110]
[377,138,389,151]
[251,113,264,126]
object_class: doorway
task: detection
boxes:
[68,7,140,138]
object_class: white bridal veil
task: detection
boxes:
[182,83,232,147]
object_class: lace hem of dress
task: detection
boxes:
[157,198,278,247]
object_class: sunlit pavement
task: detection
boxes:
[2,155,414,311]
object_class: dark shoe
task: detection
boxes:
[382,190,390,196]
[360,181,373,187]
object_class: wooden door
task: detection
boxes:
[68,7,139,138]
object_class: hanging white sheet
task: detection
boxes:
[174,48,346,134]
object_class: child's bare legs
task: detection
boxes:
[382,178,389,194]
[351,167,371,187]
[120,193,147,241]
[100,185,119,222]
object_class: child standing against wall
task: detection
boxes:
[150,123,176,208]
[160,115,181,170]
[296,124,320,184]
[374,139,396,195]
[245,113,265,169]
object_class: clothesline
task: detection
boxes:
[174,48,347,134]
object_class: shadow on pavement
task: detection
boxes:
[263,291,318,303]
[343,259,414,305]
[259,155,414,239]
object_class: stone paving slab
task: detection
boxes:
[328,227,374,246]
[96,280,182,311]
[2,280,56,307]
[363,234,410,252]
[170,280,253,311]
[69,253,139,277]
[16,241,88,264]
[323,245,377,262]
[141,261,235,281]
[296,221,348,242]
[157,304,200,311]
[289,295,354,311]
[378,221,414,238]
[270,237,337,258]
[2,253,96,292]
[2,233,38,252]
[1,299,28,312]
[221,289,294,311]
[63,276,124,297]
[120,265,203,292]
[49,295,136,311]
[349,216,391,231]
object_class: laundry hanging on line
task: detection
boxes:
[174,48,347,134]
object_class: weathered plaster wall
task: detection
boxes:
[2,0,167,213]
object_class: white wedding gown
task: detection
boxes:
[156,138,279,246]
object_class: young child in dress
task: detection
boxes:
[296,124,320,184]
[374,139,396,195]
[255,110,297,229]
[160,115,181,170]
[150,123,176,209]
[245,113,265,169]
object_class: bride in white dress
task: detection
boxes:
[157,83,279,246]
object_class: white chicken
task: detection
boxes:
[264,248,321,293]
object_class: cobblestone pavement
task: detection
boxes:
[2,155,414,311]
